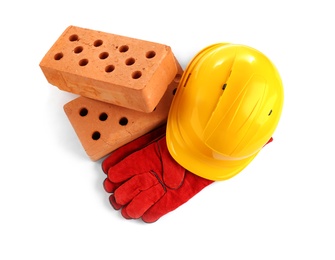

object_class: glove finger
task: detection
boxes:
[109,194,122,210]
[158,137,186,189]
[141,190,179,223]
[123,183,165,219]
[114,172,158,205]
[103,178,122,193]
[121,207,132,219]
[142,172,214,223]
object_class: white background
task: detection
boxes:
[1,1,334,259]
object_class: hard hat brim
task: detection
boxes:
[166,115,260,181]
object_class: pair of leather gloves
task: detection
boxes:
[102,125,214,223]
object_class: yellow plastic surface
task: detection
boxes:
[166,43,284,181]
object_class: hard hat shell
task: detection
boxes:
[166,43,284,181]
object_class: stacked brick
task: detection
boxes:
[40,26,183,160]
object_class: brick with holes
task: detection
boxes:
[40,25,178,113]
[63,64,183,161]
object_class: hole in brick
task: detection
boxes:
[74,46,83,54]
[69,34,79,41]
[119,45,129,52]
[94,39,103,47]
[119,117,128,126]
[79,108,88,117]
[146,51,156,59]
[132,71,142,79]
[92,131,101,140]
[79,59,89,66]
[99,52,109,59]
[105,65,115,73]
[99,112,108,121]
[125,57,135,66]
[54,52,63,60]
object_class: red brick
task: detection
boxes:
[40,25,178,113]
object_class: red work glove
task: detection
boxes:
[102,127,213,223]
[102,125,166,194]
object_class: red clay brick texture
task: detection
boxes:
[40,25,178,113]
[63,64,183,161]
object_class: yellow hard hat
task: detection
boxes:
[166,43,284,181]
